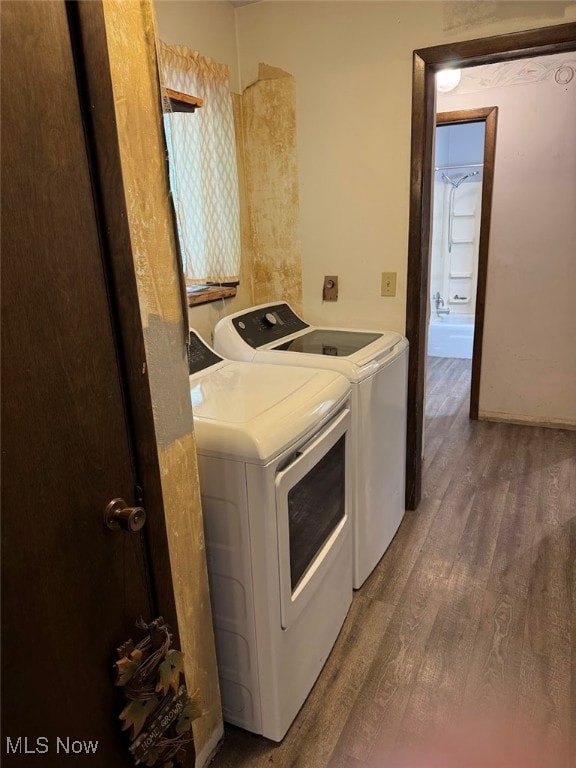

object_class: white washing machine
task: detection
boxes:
[187,331,353,741]
[214,302,409,589]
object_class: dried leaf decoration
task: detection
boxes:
[114,618,199,767]
[156,650,185,696]
[115,648,143,686]
[142,745,163,766]
[120,697,159,739]
[174,689,202,735]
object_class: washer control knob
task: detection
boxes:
[264,312,278,327]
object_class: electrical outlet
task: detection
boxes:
[381,272,397,297]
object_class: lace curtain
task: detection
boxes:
[157,42,241,284]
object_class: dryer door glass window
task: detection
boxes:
[287,435,345,591]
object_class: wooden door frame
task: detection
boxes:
[67,2,181,635]
[435,106,498,420]
[405,22,576,511]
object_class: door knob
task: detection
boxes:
[104,498,147,532]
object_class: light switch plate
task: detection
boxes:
[381,272,397,297]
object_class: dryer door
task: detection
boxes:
[275,406,351,629]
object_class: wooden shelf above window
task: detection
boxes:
[163,88,204,114]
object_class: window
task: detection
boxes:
[157,42,241,296]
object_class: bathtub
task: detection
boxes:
[428,313,474,359]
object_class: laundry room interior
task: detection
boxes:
[145,1,576,761]
[118,0,576,765]
[2,2,575,768]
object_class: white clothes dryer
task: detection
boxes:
[187,331,353,741]
[214,302,409,589]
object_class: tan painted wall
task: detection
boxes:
[438,54,576,427]
[102,2,223,765]
[235,1,576,332]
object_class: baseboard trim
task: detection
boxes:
[478,410,576,430]
[195,723,224,768]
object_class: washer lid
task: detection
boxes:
[190,361,350,463]
[213,302,407,382]
[273,329,384,356]
[254,331,405,383]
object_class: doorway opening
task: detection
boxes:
[430,119,484,366]
[405,22,576,510]
[428,107,497,421]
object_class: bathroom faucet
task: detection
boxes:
[433,291,450,316]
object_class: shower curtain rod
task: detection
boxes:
[434,163,484,171]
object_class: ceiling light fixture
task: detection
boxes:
[436,68,462,93]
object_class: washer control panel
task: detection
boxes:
[188,331,223,374]
[231,303,309,347]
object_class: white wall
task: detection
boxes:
[438,53,576,426]
[154,0,240,91]
[235,1,576,333]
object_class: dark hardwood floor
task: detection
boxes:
[209,357,576,767]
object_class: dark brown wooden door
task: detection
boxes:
[1,2,158,763]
